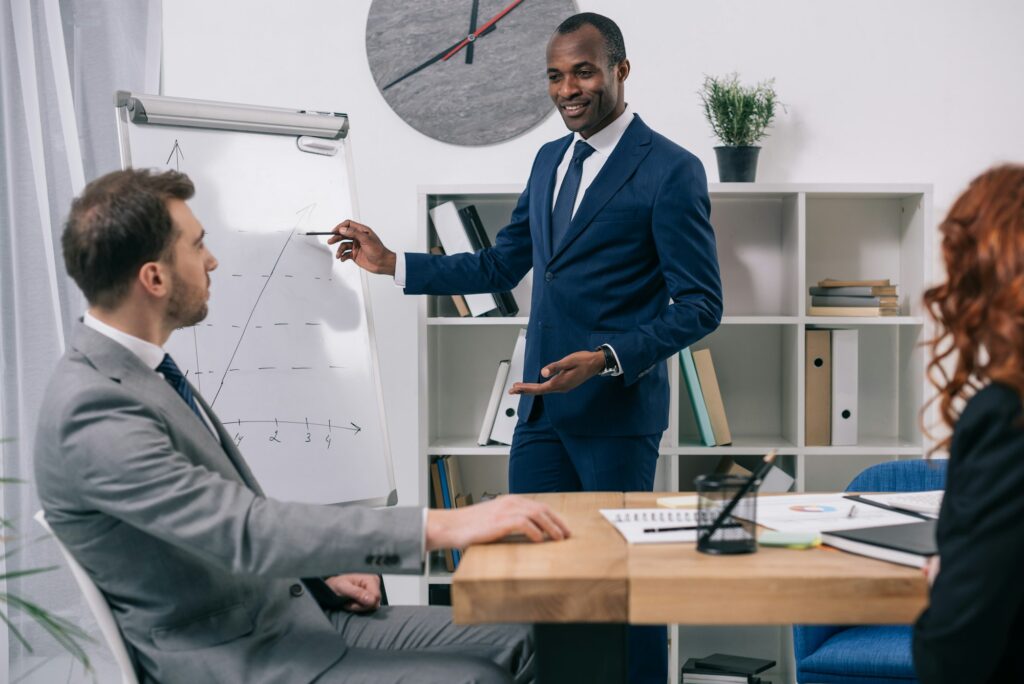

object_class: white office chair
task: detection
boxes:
[33,510,140,684]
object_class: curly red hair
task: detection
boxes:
[922,164,1024,452]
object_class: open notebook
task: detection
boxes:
[600,508,713,544]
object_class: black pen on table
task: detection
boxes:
[301,231,350,237]
[698,449,777,544]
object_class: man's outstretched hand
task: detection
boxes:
[328,220,397,275]
[426,495,571,551]
[510,350,605,396]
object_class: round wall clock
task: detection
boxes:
[366,0,578,146]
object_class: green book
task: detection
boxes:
[679,347,715,446]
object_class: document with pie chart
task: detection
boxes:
[740,494,918,534]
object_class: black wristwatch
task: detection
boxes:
[596,344,619,376]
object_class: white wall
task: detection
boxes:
[161,0,1024,604]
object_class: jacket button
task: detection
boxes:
[544,272,554,282]
[289,583,304,597]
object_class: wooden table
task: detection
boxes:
[452,492,929,683]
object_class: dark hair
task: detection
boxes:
[922,164,1024,453]
[62,168,194,308]
[555,12,626,66]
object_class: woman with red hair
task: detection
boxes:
[914,164,1024,683]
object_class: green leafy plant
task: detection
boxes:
[0,439,93,670]
[699,73,779,147]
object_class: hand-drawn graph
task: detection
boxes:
[120,122,395,506]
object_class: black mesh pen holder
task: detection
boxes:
[695,473,759,555]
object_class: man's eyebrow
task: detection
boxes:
[547,61,598,72]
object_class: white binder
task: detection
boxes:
[490,330,527,445]
[478,360,510,446]
[428,201,497,317]
[830,329,858,445]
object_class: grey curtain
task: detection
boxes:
[0,0,160,680]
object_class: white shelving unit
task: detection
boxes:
[416,183,933,682]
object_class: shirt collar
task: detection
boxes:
[83,311,167,371]
[574,105,634,157]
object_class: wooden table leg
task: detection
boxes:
[534,623,627,683]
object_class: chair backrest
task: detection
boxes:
[793,458,948,678]
[846,458,947,493]
[34,511,140,684]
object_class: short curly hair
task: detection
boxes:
[555,13,626,66]
[62,168,194,308]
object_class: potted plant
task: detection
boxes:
[1,441,92,672]
[699,73,780,182]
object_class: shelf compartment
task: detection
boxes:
[423,191,533,320]
[711,194,800,316]
[803,323,926,448]
[675,452,799,493]
[805,193,928,317]
[428,325,525,447]
[679,324,800,449]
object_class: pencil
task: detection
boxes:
[699,449,777,544]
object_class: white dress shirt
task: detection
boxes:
[550,105,635,218]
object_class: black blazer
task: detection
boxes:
[913,382,1024,683]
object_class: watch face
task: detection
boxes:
[366,0,578,146]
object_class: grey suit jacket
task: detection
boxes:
[33,322,424,683]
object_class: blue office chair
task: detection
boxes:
[793,459,947,684]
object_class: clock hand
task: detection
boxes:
[381,37,466,91]
[442,0,524,62]
[466,0,479,65]
[380,24,498,91]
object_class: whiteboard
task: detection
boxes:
[116,93,395,507]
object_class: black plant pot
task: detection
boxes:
[714,146,761,182]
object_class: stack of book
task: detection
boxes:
[429,455,472,571]
[429,201,520,317]
[679,347,731,446]
[681,653,776,683]
[808,278,898,317]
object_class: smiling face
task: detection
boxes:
[164,199,218,329]
[546,23,629,139]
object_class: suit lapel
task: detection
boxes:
[73,322,261,492]
[549,116,653,266]
[540,134,574,262]
[195,392,265,494]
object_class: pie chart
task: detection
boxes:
[790,504,837,513]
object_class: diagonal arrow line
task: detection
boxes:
[211,231,294,406]
[166,140,184,170]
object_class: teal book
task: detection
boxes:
[679,347,715,446]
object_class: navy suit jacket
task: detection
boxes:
[406,115,722,436]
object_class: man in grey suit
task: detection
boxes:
[34,169,570,683]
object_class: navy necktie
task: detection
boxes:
[157,354,209,430]
[551,140,596,251]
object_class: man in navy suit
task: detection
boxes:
[332,13,722,683]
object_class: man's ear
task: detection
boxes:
[616,59,630,83]
[138,261,169,298]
